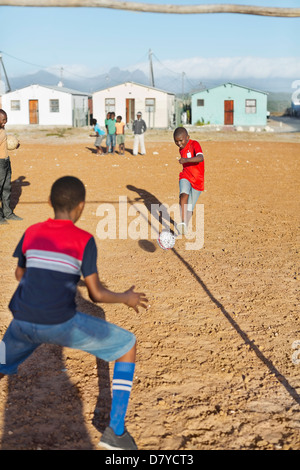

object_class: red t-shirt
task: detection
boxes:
[179,139,204,191]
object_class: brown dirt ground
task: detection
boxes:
[0,126,299,450]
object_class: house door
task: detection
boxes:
[29,100,39,124]
[126,99,135,125]
[224,100,234,125]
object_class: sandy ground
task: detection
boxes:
[0,123,299,450]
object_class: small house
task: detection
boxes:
[2,84,91,127]
[92,81,175,129]
[191,82,268,127]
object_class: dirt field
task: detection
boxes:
[0,125,299,450]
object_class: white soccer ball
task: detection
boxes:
[157,230,175,250]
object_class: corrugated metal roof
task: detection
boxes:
[191,82,268,96]
[4,83,91,96]
[93,80,175,95]
[42,84,91,96]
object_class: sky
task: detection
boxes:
[0,0,299,92]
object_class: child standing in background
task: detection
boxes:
[116,116,125,155]
[0,108,22,224]
[132,112,147,156]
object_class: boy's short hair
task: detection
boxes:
[50,176,86,212]
[0,109,7,118]
[173,127,188,139]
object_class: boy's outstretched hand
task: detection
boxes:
[124,286,148,312]
[85,273,148,311]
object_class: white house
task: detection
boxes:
[92,81,175,129]
[2,84,91,127]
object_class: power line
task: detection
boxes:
[152,53,182,77]
[1,51,52,72]
[152,52,206,93]
[1,48,208,94]
[0,50,92,80]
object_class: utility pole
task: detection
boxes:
[148,49,155,88]
[0,53,11,93]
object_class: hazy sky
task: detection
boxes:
[1,0,299,89]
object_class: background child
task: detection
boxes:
[106,112,116,155]
[115,115,125,155]
[105,112,111,153]
[0,109,22,224]
[105,112,111,131]
[0,176,148,450]
[173,127,204,234]
[90,118,105,155]
[132,112,147,156]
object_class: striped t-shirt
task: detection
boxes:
[9,219,98,324]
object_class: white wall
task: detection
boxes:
[92,82,175,129]
[2,85,74,126]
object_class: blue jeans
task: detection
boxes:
[0,313,136,375]
[106,134,116,150]
[179,178,202,211]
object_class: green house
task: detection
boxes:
[191,82,268,127]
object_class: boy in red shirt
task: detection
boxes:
[173,127,204,234]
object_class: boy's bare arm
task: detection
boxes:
[84,273,148,312]
[15,266,26,281]
[179,154,204,165]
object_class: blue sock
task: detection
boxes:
[109,362,135,436]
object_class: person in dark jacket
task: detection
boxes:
[132,112,147,155]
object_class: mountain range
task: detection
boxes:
[8,67,154,94]
[4,67,293,116]
[6,66,294,97]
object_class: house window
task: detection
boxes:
[197,99,205,107]
[50,99,59,112]
[105,98,115,113]
[11,100,20,111]
[245,99,256,114]
[145,98,155,112]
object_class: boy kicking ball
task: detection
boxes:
[173,127,204,235]
[0,176,148,450]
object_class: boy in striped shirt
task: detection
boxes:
[0,176,148,450]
